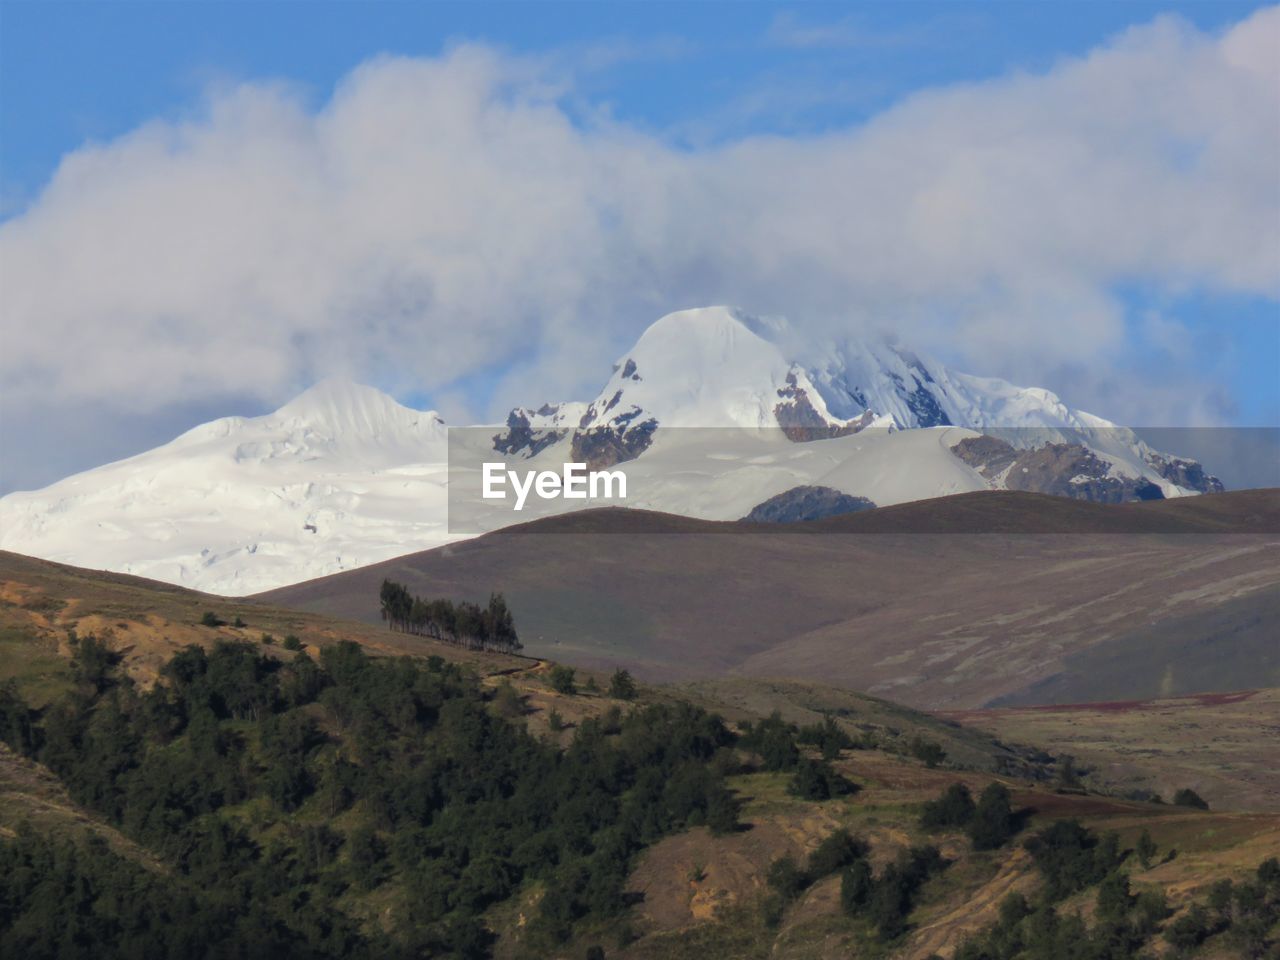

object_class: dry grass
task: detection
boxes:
[0,550,533,701]
[608,754,1280,960]
[944,688,1280,812]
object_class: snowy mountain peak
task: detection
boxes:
[274,377,444,439]
[591,307,793,429]
[626,306,788,358]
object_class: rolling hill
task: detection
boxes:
[1,543,1278,959]
[262,489,1280,710]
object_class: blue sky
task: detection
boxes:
[3,1,1269,203]
[0,1,1277,492]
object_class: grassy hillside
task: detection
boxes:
[0,550,531,704]
[1,553,1278,958]
[944,689,1280,814]
[677,677,1056,780]
[986,587,1280,706]
[3,631,1277,960]
[260,490,1280,709]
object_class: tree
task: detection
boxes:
[70,634,122,694]
[808,828,866,878]
[1164,904,1214,950]
[909,737,946,768]
[921,783,975,830]
[869,864,912,938]
[1025,819,1118,900]
[0,682,39,755]
[840,858,874,915]
[494,680,524,718]
[788,757,854,801]
[549,665,577,695]
[766,855,808,901]
[797,716,853,761]
[608,669,637,701]
[704,784,740,836]
[968,783,1016,850]
[1095,871,1132,922]
[1136,829,1157,868]
[739,713,800,772]
[200,611,223,627]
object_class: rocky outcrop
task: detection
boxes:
[774,372,877,442]
[1146,452,1225,494]
[492,406,569,458]
[952,436,1167,504]
[744,485,877,523]
[569,417,659,470]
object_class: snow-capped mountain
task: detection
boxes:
[0,379,454,595]
[0,307,1221,595]
[492,307,1215,495]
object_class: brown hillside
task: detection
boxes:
[260,490,1280,710]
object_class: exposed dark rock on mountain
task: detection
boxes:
[569,417,659,470]
[1148,452,1225,493]
[773,372,877,442]
[744,485,877,523]
[953,436,1168,503]
[492,406,569,457]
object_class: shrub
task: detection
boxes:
[840,858,874,915]
[1173,787,1209,810]
[807,828,866,878]
[282,635,303,651]
[787,757,855,801]
[797,716,853,760]
[607,669,637,701]
[1136,828,1157,868]
[548,665,577,695]
[200,611,223,627]
[1024,820,1119,900]
[738,712,799,772]
[920,782,975,830]
[766,855,809,901]
[968,783,1016,850]
[909,737,947,768]
[1164,903,1215,950]
[494,680,524,718]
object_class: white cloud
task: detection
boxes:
[1,7,1277,486]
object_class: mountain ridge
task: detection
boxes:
[0,307,1226,594]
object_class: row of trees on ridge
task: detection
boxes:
[379,579,521,653]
